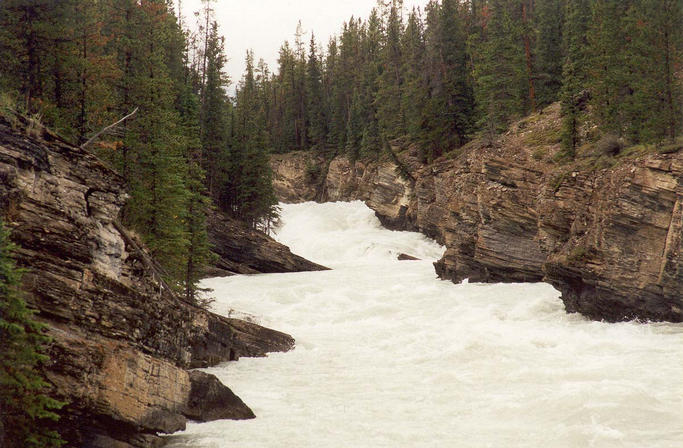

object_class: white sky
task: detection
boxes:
[179,0,429,88]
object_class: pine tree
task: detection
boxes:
[376,1,405,139]
[560,0,591,156]
[420,0,474,161]
[534,0,565,107]
[199,20,229,199]
[587,0,632,136]
[0,220,65,448]
[623,0,682,143]
[306,33,328,150]
[122,0,191,286]
[471,0,527,137]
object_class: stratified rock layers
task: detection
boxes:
[205,208,328,276]
[1,113,294,447]
[271,110,682,323]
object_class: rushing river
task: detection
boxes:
[167,201,683,448]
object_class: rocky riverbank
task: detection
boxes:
[0,112,296,447]
[271,103,682,323]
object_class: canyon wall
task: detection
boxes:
[0,112,294,447]
[271,104,682,323]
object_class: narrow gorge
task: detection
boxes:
[271,104,683,323]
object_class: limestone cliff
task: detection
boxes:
[271,104,682,323]
[0,112,295,447]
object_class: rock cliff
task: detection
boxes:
[271,104,682,323]
[205,208,328,276]
[0,112,295,447]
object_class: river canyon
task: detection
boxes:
[167,201,683,448]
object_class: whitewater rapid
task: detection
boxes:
[167,201,683,448]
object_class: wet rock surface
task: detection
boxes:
[0,113,294,447]
[185,371,255,421]
[271,104,682,323]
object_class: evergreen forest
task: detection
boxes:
[0,0,278,301]
[256,0,681,163]
[1,0,681,303]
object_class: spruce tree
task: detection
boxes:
[359,9,383,157]
[471,0,527,137]
[421,0,474,161]
[122,0,191,286]
[177,82,212,303]
[376,1,405,139]
[587,0,632,136]
[560,0,591,156]
[0,220,65,448]
[306,33,327,150]
[623,0,682,143]
[199,20,229,199]
[401,7,427,147]
[325,37,346,150]
[535,0,565,107]
[230,52,279,229]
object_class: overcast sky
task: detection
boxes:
[180,0,429,90]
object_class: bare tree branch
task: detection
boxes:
[80,107,138,150]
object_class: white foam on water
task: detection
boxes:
[167,201,683,448]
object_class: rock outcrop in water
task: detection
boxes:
[205,208,328,276]
[0,112,295,447]
[271,103,682,323]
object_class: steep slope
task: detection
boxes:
[271,104,682,323]
[0,112,294,447]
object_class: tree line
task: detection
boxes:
[239,0,681,163]
[0,0,680,289]
[0,0,278,300]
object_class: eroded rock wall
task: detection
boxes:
[0,113,294,447]
[270,106,682,323]
[205,208,328,276]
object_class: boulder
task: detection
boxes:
[185,371,255,421]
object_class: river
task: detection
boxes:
[167,201,683,448]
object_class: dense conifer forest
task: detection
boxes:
[1,0,681,294]
[0,0,278,300]
[260,0,681,163]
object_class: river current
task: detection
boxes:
[167,201,683,448]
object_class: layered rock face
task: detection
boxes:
[271,105,682,323]
[205,208,328,276]
[0,113,294,447]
